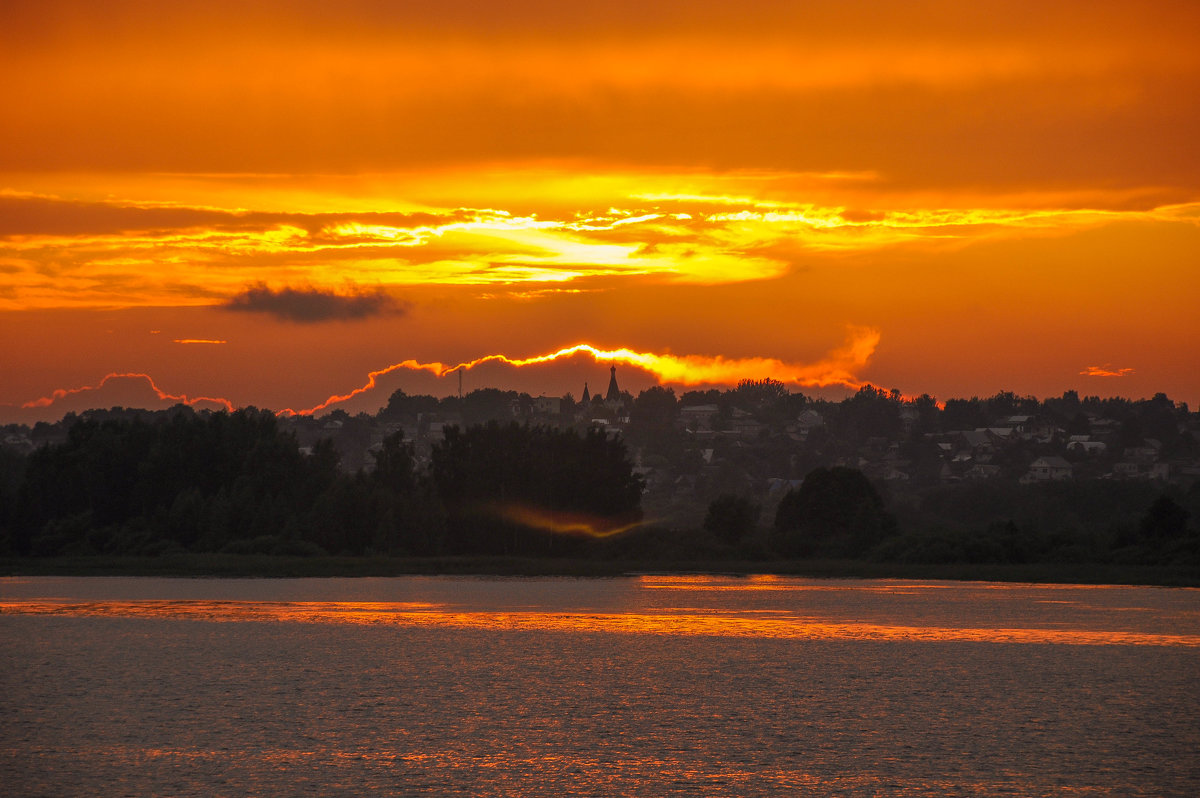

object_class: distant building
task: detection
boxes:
[1067,440,1107,455]
[681,404,720,430]
[1022,456,1073,483]
[965,464,1002,480]
[796,410,824,430]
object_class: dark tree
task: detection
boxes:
[379,389,439,421]
[772,467,896,557]
[835,385,901,441]
[629,386,681,456]
[1140,495,1189,541]
[704,494,760,545]
[371,430,415,493]
[460,388,521,425]
[941,397,986,431]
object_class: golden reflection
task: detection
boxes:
[638,575,955,592]
[3,599,1196,648]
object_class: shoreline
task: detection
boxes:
[3,555,1198,587]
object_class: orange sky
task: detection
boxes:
[2,0,1199,421]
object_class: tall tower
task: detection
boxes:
[605,364,620,402]
[581,382,590,403]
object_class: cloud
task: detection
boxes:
[277,329,882,416]
[222,283,405,323]
[1081,365,1134,377]
[15,372,233,423]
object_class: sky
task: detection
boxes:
[3,0,1199,423]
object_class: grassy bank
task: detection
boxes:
[2,554,1198,587]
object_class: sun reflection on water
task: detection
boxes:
[3,598,1197,647]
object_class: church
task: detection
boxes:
[580,364,625,411]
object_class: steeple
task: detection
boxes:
[581,382,590,403]
[605,364,620,402]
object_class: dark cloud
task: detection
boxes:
[223,284,405,323]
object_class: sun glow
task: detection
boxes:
[276,330,880,416]
[20,373,234,413]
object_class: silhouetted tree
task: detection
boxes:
[629,386,681,457]
[772,467,896,557]
[704,494,759,545]
[379,389,439,421]
[371,430,415,493]
[942,398,986,431]
[1140,495,1189,541]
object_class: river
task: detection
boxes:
[2,575,1198,796]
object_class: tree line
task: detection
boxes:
[1,388,1198,567]
[0,408,642,558]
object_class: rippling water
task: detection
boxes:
[3,575,1198,796]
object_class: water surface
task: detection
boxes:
[3,576,1198,795]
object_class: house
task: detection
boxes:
[2,433,34,455]
[957,430,993,452]
[680,404,720,430]
[1022,456,1073,483]
[731,417,766,438]
[1001,415,1034,433]
[1067,440,1107,455]
[1113,461,1142,478]
[534,396,561,415]
[1124,443,1161,463]
[979,427,1015,444]
[796,409,825,431]
[766,477,803,496]
[965,464,1002,480]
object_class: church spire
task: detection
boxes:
[581,381,590,403]
[605,364,620,402]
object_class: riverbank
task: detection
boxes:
[3,554,1198,587]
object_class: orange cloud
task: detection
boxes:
[1081,365,1134,378]
[279,328,880,416]
[173,338,227,345]
[6,184,1196,311]
[21,373,234,413]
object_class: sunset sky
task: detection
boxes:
[3,0,1198,422]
